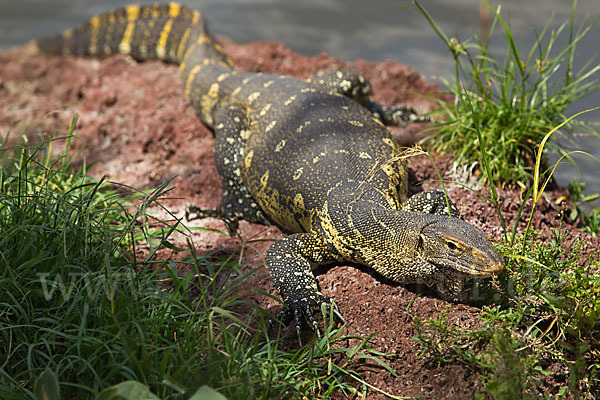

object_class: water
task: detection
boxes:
[1,0,599,201]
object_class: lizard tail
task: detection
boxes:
[32,3,233,68]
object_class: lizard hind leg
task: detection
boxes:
[307,70,428,125]
[186,103,268,235]
[307,70,373,102]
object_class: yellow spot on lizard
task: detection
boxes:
[265,120,277,132]
[275,139,286,152]
[245,150,254,169]
[168,2,181,18]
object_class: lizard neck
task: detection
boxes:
[320,180,419,269]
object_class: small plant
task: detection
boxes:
[414,0,600,188]
[568,179,600,236]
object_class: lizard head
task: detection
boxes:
[415,213,504,279]
[353,207,504,290]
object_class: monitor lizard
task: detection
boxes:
[31,2,504,341]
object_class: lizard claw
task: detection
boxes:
[184,207,193,221]
[293,307,306,346]
[269,293,344,346]
[330,301,346,325]
[185,206,204,221]
[184,206,239,236]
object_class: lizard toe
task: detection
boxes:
[270,306,293,333]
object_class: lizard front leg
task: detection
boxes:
[266,232,343,344]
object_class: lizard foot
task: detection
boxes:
[387,104,430,124]
[365,100,430,126]
[185,205,239,236]
[268,293,345,346]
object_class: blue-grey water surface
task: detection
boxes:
[1,0,599,202]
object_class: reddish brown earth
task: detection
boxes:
[1,37,599,399]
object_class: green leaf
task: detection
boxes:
[33,369,61,400]
[96,381,161,400]
[161,239,187,251]
[188,386,228,400]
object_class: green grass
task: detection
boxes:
[414,0,600,189]
[0,119,400,400]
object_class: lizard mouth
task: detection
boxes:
[482,259,505,275]
[459,246,505,277]
[459,259,504,277]
[432,256,504,278]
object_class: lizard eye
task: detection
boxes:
[446,240,459,251]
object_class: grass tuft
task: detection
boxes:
[414,0,600,188]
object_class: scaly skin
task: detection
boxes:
[33,3,504,341]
